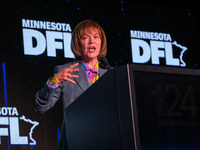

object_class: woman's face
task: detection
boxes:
[79,28,101,62]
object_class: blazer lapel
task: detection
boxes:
[73,60,89,92]
[99,67,107,77]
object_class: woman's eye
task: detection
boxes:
[82,36,88,39]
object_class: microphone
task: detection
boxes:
[99,57,112,70]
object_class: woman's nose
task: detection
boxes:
[89,37,94,44]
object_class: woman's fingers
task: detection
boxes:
[65,77,76,84]
[56,63,80,84]
[69,63,79,69]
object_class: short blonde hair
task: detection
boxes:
[71,20,107,60]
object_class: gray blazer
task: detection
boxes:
[34,59,108,149]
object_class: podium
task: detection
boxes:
[64,64,200,150]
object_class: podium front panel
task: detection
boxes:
[129,65,200,150]
[64,69,135,150]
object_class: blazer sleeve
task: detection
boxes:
[34,66,62,114]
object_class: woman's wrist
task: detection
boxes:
[48,74,61,88]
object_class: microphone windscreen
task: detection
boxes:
[100,57,111,70]
[99,62,107,69]
[100,57,108,64]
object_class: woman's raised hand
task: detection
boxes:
[55,63,79,84]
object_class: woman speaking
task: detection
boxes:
[34,20,109,150]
